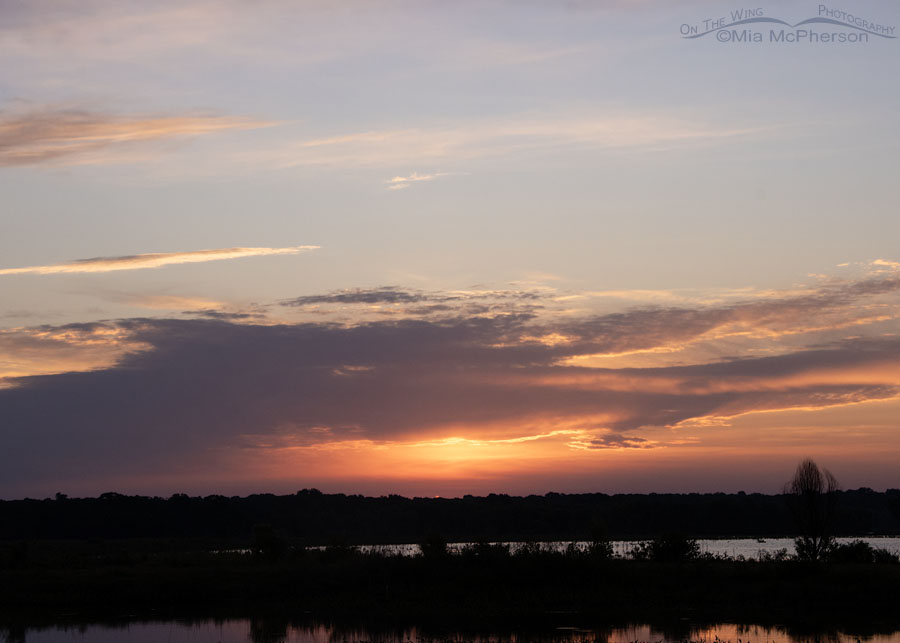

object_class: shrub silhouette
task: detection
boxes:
[514,540,545,558]
[587,522,614,560]
[873,548,900,565]
[462,539,510,560]
[632,533,699,562]
[418,532,448,558]
[829,540,900,564]
[830,540,875,563]
[251,523,287,561]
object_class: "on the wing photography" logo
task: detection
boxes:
[680,4,896,44]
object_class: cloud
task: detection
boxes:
[0,106,272,167]
[98,293,227,311]
[247,112,761,170]
[278,286,544,324]
[188,309,265,321]
[0,322,150,381]
[283,287,429,307]
[0,1,353,69]
[0,246,319,277]
[568,431,656,450]
[386,172,450,190]
[547,272,900,367]
[279,286,545,320]
[0,324,895,485]
[2,269,900,493]
[451,40,591,68]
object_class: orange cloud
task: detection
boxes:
[0,246,318,276]
[0,107,272,167]
[0,323,150,383]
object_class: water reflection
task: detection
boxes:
[351,538,900,561]
[5,621,900,643]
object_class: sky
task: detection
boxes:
[1,0,899,499]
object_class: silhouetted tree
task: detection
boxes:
[784,458,839,562]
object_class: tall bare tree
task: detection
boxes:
[784,458,840,562]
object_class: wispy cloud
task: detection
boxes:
[284,287,429,307]
[0,246,318,277]
[452,41,592,68]
[280,286,544,320]
[0,106,272,167]
[386,172,450,190]
[100,293,228,311]
[248,113,761,170]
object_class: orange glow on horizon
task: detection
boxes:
[200,396,900,495]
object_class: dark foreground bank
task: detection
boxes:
[3,545,900,631]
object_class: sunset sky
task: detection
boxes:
[2,0,899,499]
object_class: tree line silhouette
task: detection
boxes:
[2,486,898,545]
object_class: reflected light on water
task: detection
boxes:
[8,621,900,643]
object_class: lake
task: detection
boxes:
[7,621,900,643]
[354,537,900,559]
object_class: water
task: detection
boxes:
[354,537,900,560]
[6,621,900,643]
